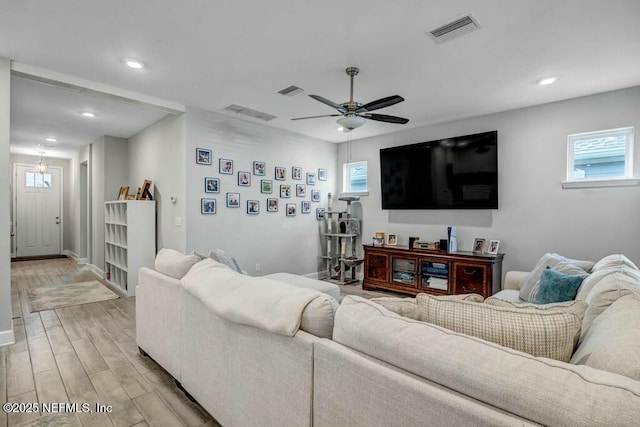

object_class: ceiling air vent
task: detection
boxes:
[427,14,480,44]
[224,104,277,122]
[278,85,304,96]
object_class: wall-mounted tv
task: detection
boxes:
[380,131,498,209]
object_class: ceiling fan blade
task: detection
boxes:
[361,113,409,124]
[308,95,347,113]
[291,114,342,121]
[358,95,405,112]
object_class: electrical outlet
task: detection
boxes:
[255,263,261,272]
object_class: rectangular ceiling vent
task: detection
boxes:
[278,85,304,96]
[224,104,277,122]
[427,14,480,44]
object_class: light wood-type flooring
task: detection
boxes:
[1,258,218,427]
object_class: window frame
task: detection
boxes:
[342,160,369,196]
[566,126,634,183]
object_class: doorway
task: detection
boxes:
[14,163,63,257]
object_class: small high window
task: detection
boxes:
[342,161,368,193]
[26,172,52,188]
[567,127,634,181]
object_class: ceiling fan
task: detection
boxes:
[292,67,409,131]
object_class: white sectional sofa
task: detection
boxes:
[137,250,640,426]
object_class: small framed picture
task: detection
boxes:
[318,168,327,181]
[138,180,153,200]
[487,240,500,255]
[201,198,216,214]
[196,148,212,165]
[275,166,286,180]
[286,203,297,217]
[238,171,251,186]
[117,186,129,200]
[387,233,398,246]
[301,201,311,214]
[226,192,240,208]
[296,184,306,197]
[280,184,291,198]
[219,159,233,175]
[267,198,278,212]
[261,179,273,194]
[311,189,320,202]
[375,232,386,244]
[253,161,266,176]
[247,200,259,215]
[205,177,219,193]
[316,208,325,220]
[473,238,486,253]
[292,166,302,180]
[306,172,316,185]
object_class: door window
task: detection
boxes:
[26,172,52,188]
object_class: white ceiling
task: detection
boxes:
[2,0,639,157]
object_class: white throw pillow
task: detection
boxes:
[592,254,639,273]
[519,255,591,302]
[155,248,202,279]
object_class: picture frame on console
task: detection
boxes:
[387,233,397,246]
[473,238,486,253]
[487,240,500,255]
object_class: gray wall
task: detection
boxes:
[185,108,338,276]
[128,113,186,252]
[69,145,90,259]
[0,58,12,345]
[10,154,72,252]
[90,136,128,271]
[338,86,640,275]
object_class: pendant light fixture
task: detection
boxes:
[37,151,47,174]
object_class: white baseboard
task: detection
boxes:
[0,329,15,347]
[86,263,104,278]
[62,250,88,264]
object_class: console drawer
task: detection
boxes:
[454,263,487,283]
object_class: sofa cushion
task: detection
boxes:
[299,297,339,339]
[519,255,591,302]
[592,254,639,272]
[580,270,640,338]
[533,267,584,304]
[416,293,586,361]
[263,272,341,300]
[154,248,202,279]
[209,249,244,273]
[182,258,337,338]
[571,294,640,381]
[371,294,484,321]
[333,296,640,426]
[576,265,640,301]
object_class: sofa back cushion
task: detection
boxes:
[519,254,591,302]
[571,294,640,381]
[182,258,337,338]
[416,293,586,362]
[579,270,640,338]
[155,248,202,279]
[333,296,640,426]
[592,254,639,273]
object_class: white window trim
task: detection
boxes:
[565,126,634,185]
[342,160,369,196]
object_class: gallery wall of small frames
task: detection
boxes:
[196,148,328,217]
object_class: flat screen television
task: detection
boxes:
[380,130,498,209]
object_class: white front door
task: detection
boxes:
[15,164,62,257]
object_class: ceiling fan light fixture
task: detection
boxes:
[336,115,365,130]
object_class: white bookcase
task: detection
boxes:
[104,201,155,296]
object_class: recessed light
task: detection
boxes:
[537,77,557,86]
[45,137,57,142]
[122,58,145,69]
[337,126,344,132]
[81,112,96,118]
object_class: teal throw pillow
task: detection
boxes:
[534,267,584,304]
